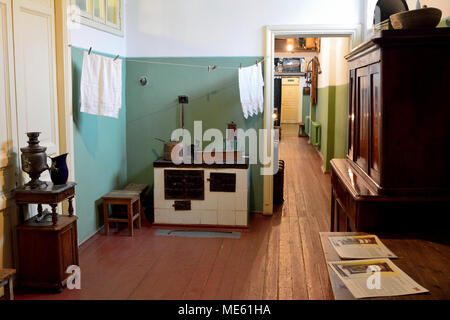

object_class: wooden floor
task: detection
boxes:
[16,137,334,300]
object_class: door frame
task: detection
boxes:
[262,24,362,215]
[55,0,75,185]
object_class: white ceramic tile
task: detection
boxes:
[155,208,171,224]
[200,210,218,225]
[154,169,164,197]
[154,168,164,184]
[236,211,249,227]
[182,210,201,225]
[154,198,174,209]
[235,190,248,211]
[218,193,236,211]
[236,170,248,190]
[192,191,218,210]
[154,169,172,209]
[218,210,236,226]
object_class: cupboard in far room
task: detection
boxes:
[331,29,450,232]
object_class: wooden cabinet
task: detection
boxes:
[345,29,450,196]
[331,29,450,232]
[17,216,79,290]
[14,183,79,291]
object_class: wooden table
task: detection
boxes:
[14,182,76,225]
[320,232,450,300]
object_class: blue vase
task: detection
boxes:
[49,153,69,185]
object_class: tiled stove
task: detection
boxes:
[153,159,250,228]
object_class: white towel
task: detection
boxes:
[255,62,265,114]
[80,52,123,119]
[239,62,264,119]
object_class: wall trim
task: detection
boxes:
[55,0,76,212]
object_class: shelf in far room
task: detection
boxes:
[274,72,306,77]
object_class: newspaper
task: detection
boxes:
[328,259,429,299]
[329,235,397,259]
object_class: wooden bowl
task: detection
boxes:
[390,7,442,30]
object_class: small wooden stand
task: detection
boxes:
[14,182,79,291]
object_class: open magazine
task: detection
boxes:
[328,259,429,299]
[329,235,397,259]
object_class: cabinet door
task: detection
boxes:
[347,69,356,160]
[356,67,370,172]
[369,64,381,184]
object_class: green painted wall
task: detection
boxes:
[314,84,348,172]
[334,84,349,159]
[315,86,334,171]
[125,57,264,212]
[72,47,128,243]
[302,94,311,123]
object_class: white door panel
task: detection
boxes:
[13,0,59,158]
[281,78,300,123]
[0,0,18,269]
[0,0,17,198]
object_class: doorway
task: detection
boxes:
[262,25,362,215]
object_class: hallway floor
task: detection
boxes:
[16,137,334,300]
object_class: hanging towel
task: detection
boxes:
[255,62,265,114]
[239,62,264,119]
[80,52,123,119]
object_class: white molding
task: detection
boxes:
[263,24,362,215]
[56,0,76,212]
[266,24,362,48]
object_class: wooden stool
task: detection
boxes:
[0,269,15,300]
[124,183,149,221]
[102,191,141,236]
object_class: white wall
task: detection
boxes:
[126,0,363,57]
[317,38,350,89]
[406,0,450,16]
[335,37,350,86]
[69,1,128,55]
[68,0,450,58]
